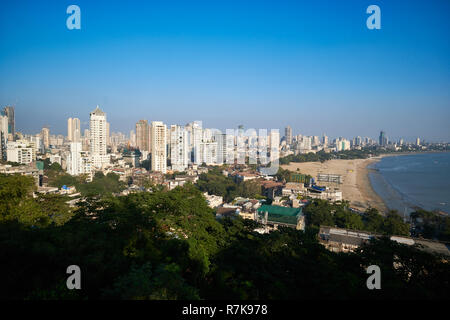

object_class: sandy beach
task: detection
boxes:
[281,157,388,213]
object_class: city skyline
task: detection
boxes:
[3,104,435,145]
[1,0,449,141]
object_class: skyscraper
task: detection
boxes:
[169,125,189,172]
[185,121,203,164]
[379,131,388,146]
[41,127,50,149]
[67,142,92,176]
[89,105,109,168]
[151,121,167,173]
[106,122,110,146]
[322,134,328,146]
[269,130,280,162]
[285,126,292,145]
[2,106,14,140]
[0,114,8,160]
[67,117,81,142]
[136,120,150,152]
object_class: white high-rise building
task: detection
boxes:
[106,122,110,146]
[185,121,203,164]
[200,141,218,165]
[169,125,189,172]
[67,142,92,176]
[269,130,280,162]
[89,106,110,168]
[214,132,228,165]
[68,118,81,142]
[322,134,328,146]
[151,121,167,173]
[0,115,8,160]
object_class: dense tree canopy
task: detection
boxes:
[46,169,126,197]
[304,199,410,236]
[411,209,450,241]
[0,174,448,300]
[196,167,262,202]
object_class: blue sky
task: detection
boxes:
[0,0,449,142]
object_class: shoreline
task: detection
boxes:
[281,157,388,213]
[355,157,388,214]
[367,152,450,216]
[281,150,449,215]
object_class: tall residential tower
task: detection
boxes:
[89,106,110,168]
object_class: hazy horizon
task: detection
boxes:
[1,0,449,141]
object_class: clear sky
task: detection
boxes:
[0,0,449,142]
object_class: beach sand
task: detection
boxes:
[281,157,388,213]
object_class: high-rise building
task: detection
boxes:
[67,142,92,176]
[136,120,150,152]
[322,134,328,146]
[150,121,167,173]
[41,127,50,149]
[285,126,292,145]
[416,137,421,146]
[214,132,228,165]
[67,117,81,142]
[2,106,14,140]
[379,131,388,146]
[185,121,203,164]
[89,105,109,168]
[0,115,8,160]
[312,135,320,147]
[269,130,280,162]
[106,122,110,146]
[67,118,72,141]
[169,125,189,172]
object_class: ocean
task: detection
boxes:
[368,152,450,216]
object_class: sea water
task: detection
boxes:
[368,152,450,215]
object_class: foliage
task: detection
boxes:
[304,199,410,236]
[0,178,448,300]
[411,209,450,241]
[0,174,73,227]
[196,167,262,202]
[280,147,390,165]
[47,170,126,197]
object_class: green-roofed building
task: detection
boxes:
[256,205,305,231]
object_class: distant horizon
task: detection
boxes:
[1,0,449,142]
[10,104,444,145]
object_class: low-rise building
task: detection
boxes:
[256,205,305,231]
[7,140,35,164]
[318,226,450,256]
[203,192,223,208]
